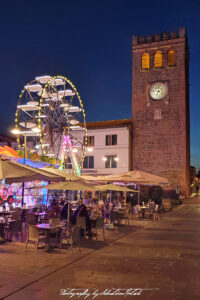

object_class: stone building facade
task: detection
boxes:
[132,28,190,195]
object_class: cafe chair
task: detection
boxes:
[60,225,81,253]
[12,212,21,221]
[49,218,61,240]
[153,205,160,221]
[26,213,36,225]
[93,217,105,241]
[144,205,154,220]
[7,220,23,242]
[76,216,87,236]
[120,209,130,225]
[25,224,46,253]
[126,203,132,213]
[133,206,139,219]
[14,207,22,214]
[110,211,121,226]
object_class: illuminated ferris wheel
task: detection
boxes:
[14,75,87,175]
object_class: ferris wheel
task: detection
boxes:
[14,75,87,175]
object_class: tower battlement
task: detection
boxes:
[132,27,186,45]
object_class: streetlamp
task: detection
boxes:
[87,147,93,153]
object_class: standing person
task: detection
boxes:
[49,199,60,218]
[60,201,72,221]
[78,204,90,229]
[104,203,110,223]
[71,206,80,225]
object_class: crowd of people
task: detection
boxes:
[47,197,127,223]
[46,194,161,226]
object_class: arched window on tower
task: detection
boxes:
[141,53,149,70]
[168,50,176,67]
[154,51,162,68]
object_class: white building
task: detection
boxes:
[5,119,132,176]
[82,119,132,175]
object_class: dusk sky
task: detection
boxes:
[0,0,200,168]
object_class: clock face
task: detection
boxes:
[149,82,168,100]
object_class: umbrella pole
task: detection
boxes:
[82,191,85,204]
[21,133,27,207]
[109,191,112,223]
[138,184,140,204]
[21,183,25,207]
[46,181,50,210]
[125,184,127,205]
[67,195,70,225]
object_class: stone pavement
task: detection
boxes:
[1,201,200,300]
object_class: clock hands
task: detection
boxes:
[150,82,168,100]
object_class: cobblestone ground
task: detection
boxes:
[1,200,200,300]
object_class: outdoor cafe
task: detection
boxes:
[0,158,168,252]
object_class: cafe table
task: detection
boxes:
[34,212,47,223]
[140,206,149,218]
[0,210,16,216]
[35,223,64,251]
[113,207,125,213]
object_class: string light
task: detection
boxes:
[13,75,87,174]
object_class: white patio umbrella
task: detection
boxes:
[94,183,139,204]
[80,174,105,182]
[95,183,138,192]
[100,170,168,204]
[41,167,80,181]
[0,158,65,183]
[35,180,98,224]
[102,170,168,185]
[35,180,98,191]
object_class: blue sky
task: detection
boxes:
[0,0,199,169]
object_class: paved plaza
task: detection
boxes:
[1,199,200,300]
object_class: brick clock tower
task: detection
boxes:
[132,28,190,195]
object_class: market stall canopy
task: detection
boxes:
[35,180,98,191]
[0,159,65,183]
[94,183,138,192]
[101,170,168,186]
